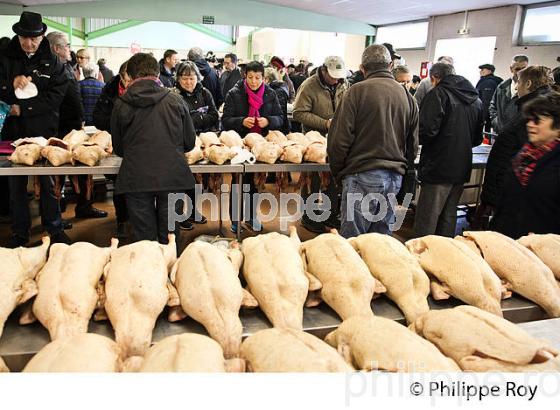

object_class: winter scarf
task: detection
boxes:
[244,80,265,134]
[513,139,560,186]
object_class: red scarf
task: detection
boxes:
[244,80,265,134]
[512,139,560,186]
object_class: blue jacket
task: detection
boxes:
[79,77,104,126]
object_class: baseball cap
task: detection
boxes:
[324,56,346,79]
[479,64,496,72]
[383,43,401,60]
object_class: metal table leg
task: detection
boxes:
[236,172,243,242]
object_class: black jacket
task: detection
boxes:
[159,60,175,88]
[289,73,306,94]
[174,82,219,133]
[111,79,196,194]
[480,86,551,207]
[0,36,68,140]
[492,143,560,238]
[489,78,518,133]
[193,58,223,107]
[348,70,364,86]
[58,62,84,136]
[93,74,120,132]
[220,68,242,100]
[222,82,283,137]
[476,74,503,122]
[418,75,484,184]
[99,65,114,84]
[268,80,290,134]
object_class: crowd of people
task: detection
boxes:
[1,11,560,249]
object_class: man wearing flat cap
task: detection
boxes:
[0,11,70,247]
[476,63,503,133]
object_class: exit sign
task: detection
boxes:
[202,15,215,24]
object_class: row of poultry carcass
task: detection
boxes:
[8,129,112,167]
[186,130,328,165]
[1,229,559,372]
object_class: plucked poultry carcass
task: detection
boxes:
[72,143,108,166]
[62,129,89,149]
[169,241,245,358]
[199,132,221,147]
[185,145,204,165]
[280,141,305,164]
[23,333,121,372]
[266,130,288,145]
[411,305,560,371]
[325,315,460,372]
[0,357,8,372]
[219,130,244,148]
[302,232,381,320]
[89,130,113,153]
[205,143,235,165]
[8,143,42,165]
[243,132,266,149]
[103,235,177,366]
[462,231,560,317]
[348,233,430,324]
[32,240,118,340]
[304,142,327,164]
[251,141,283,164]
[41,137,73,166]
[0,237,50,339]
[305,131,327,145]
[518,234,560,280]
[241,328,353,372]
[241,227,311,330]
[287,132,311,148]
[139,334,245,372]
[406,235,503,317]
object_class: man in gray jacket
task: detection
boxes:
[328,45,419,238]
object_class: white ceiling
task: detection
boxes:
[0,0,91,4]
[256,0,547,24]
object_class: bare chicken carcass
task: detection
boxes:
[349,234,430,324]
[32,240,118,340]
[199,132,221,147]
[304,142,327,164]
[23,333,120,372]
[219,130,244,148]
[241,328,353,372]
[411,305,560,371]
[287,132,311,148]
[0,237,50,339]
[406,235,503,317]
[72,143,108,166]
[139,334,245,372]
[518,234,560,280]
[185,145,204,165]
[8,143,42,165]
[205,143,235,165]
[241,227,310,330]
[62,129,89,149]
[302,232,379,320]
[280,141,305,164]
[325,315,460,372]
[0,357,8,372]
[251,141,283,164]
[305,131,327,145]
[89,130,113,153]
[243,132,266,149]
[463,231,560,317]
[41,145,73,167]
[266,130,288,145]
[170,241,244,358]
[104,235,177,365]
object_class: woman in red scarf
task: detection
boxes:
[492,92,560,238]
[222,61,283,233]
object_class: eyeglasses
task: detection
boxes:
[77,55,89,60]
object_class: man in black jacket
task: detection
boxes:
[0,12,70,247]
[111,53,196,246]
[188,47,223,108]
[159,49,178,88]
[414,63,484,237]
[476,64,503,132]
[220,53,242,100]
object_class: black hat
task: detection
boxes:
[382,43,401,60]
[479,64,496,72]
[12,12,47,37]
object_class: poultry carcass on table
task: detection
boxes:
[41,138,73,166]
[305,131,327,145]
[280,141,305,164]
[0,237,50,339]
[462,231,560,317]
[89,130,112,153]
[219,130,244,148]
[8,143,42,165]
[241,227,312,330]
[23,333,120,372]
[287,132,311,148]
[62,129,89,149]
[0,357,8,372]
[266,130,288,145]
[205,143,235,165]
[243,132,266,149]
[405,235,504,317]
[518,234,560,281]
[251,141,283,164]
[304,142,327,164]
[349,233,430,324]
[32,240,118,340]
[72,143,108,166]
[302,232,383,320]
[325,315,460,372]
[103,235,177,368]
[199,132,221,147]
[241,328,353,372]
[411,305,560,371]
[185,136,204,165]
[139,334,245,372]
[169,241,247,358]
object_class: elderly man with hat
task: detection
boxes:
[293,55,349,233]
[0,11,70,247]
[476,63,503,133]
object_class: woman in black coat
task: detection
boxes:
[222,61,283,233]
[492,91,560,238]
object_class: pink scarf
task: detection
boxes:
[244,80,265,134]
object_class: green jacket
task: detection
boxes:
[292,72,348,133]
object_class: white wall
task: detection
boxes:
[399,5,560,79]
